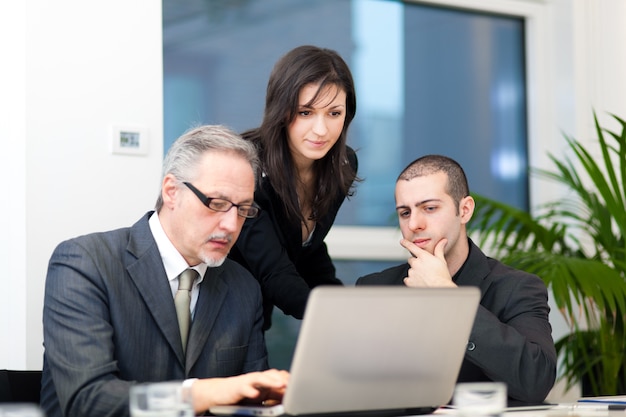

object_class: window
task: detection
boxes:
[339,2,527,228]
[163,0,529,369]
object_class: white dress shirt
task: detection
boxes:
[148,211,207,319]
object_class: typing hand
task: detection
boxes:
[191,369,289,413]
[401,239,456,288]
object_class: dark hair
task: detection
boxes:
[398,154,470,210]
[243,45,358,223]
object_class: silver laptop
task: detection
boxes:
[210,286,480,416]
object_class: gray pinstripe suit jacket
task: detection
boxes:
[41,212,268,417]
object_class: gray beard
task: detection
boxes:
[204,255,226,268]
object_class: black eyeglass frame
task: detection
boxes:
[182,182,260,219]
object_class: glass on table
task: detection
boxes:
[129,381,194,417]
[453,382,507,416]
[0,404,45,417]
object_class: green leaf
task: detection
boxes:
[469,111,626,395]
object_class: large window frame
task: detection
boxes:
[326,0,554,262]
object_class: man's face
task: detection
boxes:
[395,171,473,263]
[162,150,255,266]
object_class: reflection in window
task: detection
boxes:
[164,0,527,227]
[338,2,528,226]
[163,0,528,368]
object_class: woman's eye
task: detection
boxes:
[298,110,311,116]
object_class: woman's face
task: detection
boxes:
[287,83,347,169]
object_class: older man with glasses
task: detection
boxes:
[41,125,289,417]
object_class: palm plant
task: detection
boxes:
[469,112,626,396]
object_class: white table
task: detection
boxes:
[424,403,624,417]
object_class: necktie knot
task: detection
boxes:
[178,268,196,291]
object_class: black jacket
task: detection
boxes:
[356,239,557,406]
[229,147,358,328]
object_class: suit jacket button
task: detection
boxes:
[467,341,476,351]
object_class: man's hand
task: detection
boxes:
[191,369,289,413]
[400,239,456,288]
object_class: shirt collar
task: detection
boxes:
[148,211,207,283]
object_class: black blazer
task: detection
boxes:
[229,147,358,326]
[356,239,557,406]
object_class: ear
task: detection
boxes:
[161,174,180,210]
[459,195,475,225]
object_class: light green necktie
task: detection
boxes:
[175,269,197,354]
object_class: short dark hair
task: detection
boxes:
[397,154,470,208]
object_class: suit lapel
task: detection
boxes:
[126,213,186,367]
[456,239,491,295]
[185,266,228,373]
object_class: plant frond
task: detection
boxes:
[469,110,626,395]
[469,194,569,256]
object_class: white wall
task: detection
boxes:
[1,0,625,372]
[1,0,28,369]
[0,0,163,369]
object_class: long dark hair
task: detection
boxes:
[243,45,358,223]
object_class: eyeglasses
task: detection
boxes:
[183,182,260,219]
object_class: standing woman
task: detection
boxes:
[229,45,359,329]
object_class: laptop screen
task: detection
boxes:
[211,286,480,417]
[283,286,480,415]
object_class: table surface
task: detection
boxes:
[430,403,626,417]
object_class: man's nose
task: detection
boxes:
[409,213,426,231]
[220,206,242,232]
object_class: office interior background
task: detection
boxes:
[2,0,626,402]
[164,0,531,369]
